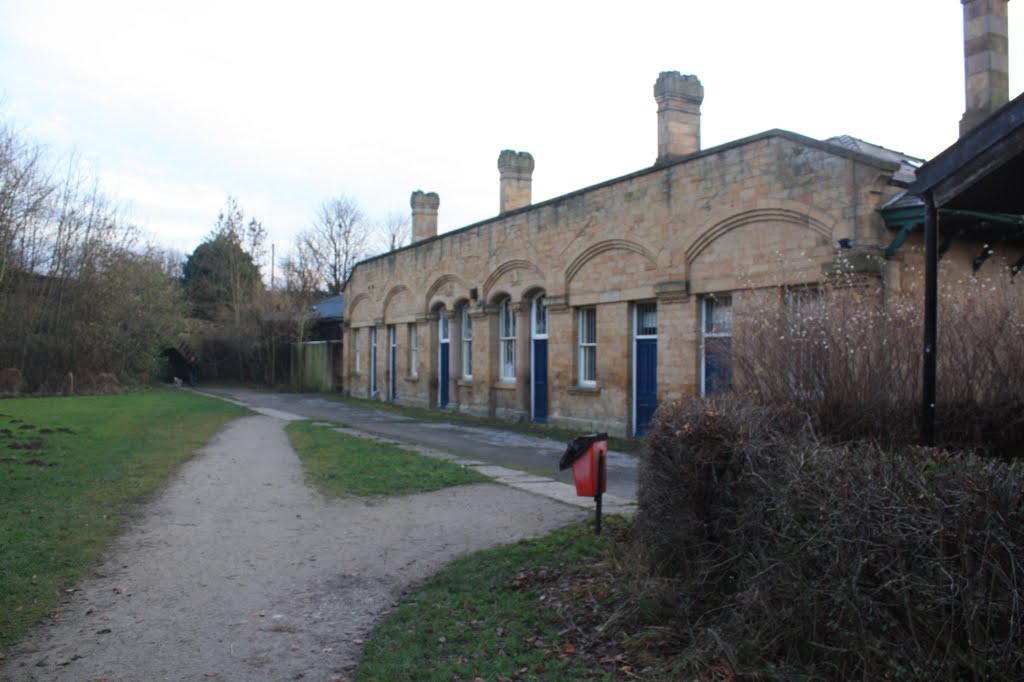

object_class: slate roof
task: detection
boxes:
[311,295,344,320]
[826,135,924,186]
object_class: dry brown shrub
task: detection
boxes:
[74,371,126,395]
[732,270,1024,455]
[634,397,1024,679]
[0,367,23,395]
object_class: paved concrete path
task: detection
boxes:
[198,387,639,514]
[0,414,585,681]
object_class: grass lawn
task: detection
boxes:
[327,394,643,457]
[355,519,632,682]
[0,389,248,649]
[286,421,489,497]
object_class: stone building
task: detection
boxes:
[342,0,1018,438]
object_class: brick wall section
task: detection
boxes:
[344,130,911,436]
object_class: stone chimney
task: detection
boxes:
[497,150,534,213]
[960,0,1010,136]
[410,190,439,243]
[655,71,703,163]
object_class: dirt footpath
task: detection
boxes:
[0,415,585,681]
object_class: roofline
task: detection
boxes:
[353,128,903,270]
[909,91,1024,196]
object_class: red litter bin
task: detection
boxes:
[571,436,607,496]
[559,433,609,534]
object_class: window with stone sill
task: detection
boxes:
[578,307,597,387]
[408,323,418,378]
[498,298,516,382]
[354,329,361,373]
[460,303,473,380]
[701,294,733,396]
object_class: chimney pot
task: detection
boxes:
[410,190,439,243]
[959,0,1010,136]
[655,71,703,163]
[497,150,534,213]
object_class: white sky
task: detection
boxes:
[2,0,1022,265]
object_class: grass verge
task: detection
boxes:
[286,421,488,497]
[355,519,632,682]
[0,389,248,649]
[327,395,642,457]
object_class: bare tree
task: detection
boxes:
[379,211,410,252]
[0,117,184,391]
[279,250,321,299]
[297,195,370,295]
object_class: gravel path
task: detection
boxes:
[0,415,584,681]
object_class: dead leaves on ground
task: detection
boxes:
[501,565,661,679]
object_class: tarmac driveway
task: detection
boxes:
[197,387,639,503]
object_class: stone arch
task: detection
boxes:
[425,274,470,311]
[564,239,658,287]
[382,284,415,321]
[685,207,833,266]
[563,239,658,299]
[687,206,836,293]
[482,260,543,303]
[487,288,514,306]
[522,285,546,301]
[347,293,374,326]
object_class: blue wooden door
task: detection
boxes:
[439,341,449,408]
[532,339,548,423]
[635,338,658,437]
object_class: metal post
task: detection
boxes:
[594,453,603,536]
[922,194,938,446]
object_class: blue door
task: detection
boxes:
[635,339,658,436]
[439,342,449,408]
[531,296,548,424]
[533,339,548,423]
[634,302,658,437]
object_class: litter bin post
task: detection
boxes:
[559,433,609,535]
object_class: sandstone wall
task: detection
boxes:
[344,131,909,436]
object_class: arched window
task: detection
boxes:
[498,298,516,382]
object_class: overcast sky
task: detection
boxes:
[2,1,1022,266]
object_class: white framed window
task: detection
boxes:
[701,294,733,396]
[370,327,378,396]
[499,298,516,382]
[460,304,473,379]
[354,329,361,373]
[387,324,396,400]
[578,307,597,387]
[636,302,658,338]
[408,323,418,378]
[532,295,547,338]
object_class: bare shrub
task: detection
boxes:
[72,371,125,395]
[733,269,1024,455]
[635,397,1024,679]
[0,367,23,395]
[0,119,184,392]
